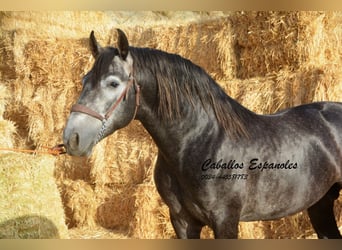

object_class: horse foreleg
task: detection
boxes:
[169,209,203,239]
[211,218,239,239]
[307,183,342,239]
[154,154,203,238]
[211,206,241,239]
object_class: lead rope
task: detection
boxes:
[0,144,66,156]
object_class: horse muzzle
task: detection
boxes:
[63,132,92,157]
[63,114,100,157]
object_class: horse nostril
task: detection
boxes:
[69,132,80,151]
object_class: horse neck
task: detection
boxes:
[131,48,258,158]
[134,72,255,162]
[137,90,222,162]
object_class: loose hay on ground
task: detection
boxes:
[68,226,129,239]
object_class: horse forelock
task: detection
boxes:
[90,47,118,88]
[131,47,251,139]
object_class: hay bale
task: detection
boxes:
[60,180,137,231]
[0,84,16,148]
[230,11,300,79]
[0,119,16,148]
[55,156,90,181]
[0,31,16,80]
[297,12,342,103]
[89,122,157,185]
[22,39,90,85]
[121,18,236,79]
[9,38,90,147]
[0,84,10,117]
[61,179,97,228]
[223,66,338,115]
[129,183,170,239]
[298,12,342,68]
[0,153,69,238]
[95,184,136,230]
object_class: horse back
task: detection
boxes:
[277,101,342,179]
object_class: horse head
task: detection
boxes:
[63,29,139,156]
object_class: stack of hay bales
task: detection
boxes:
[0,85,69,238]
[0,11,341,238]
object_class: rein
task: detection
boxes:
[70,74,140,144]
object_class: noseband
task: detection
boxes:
[70,74,140,144]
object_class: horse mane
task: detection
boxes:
[130,47,254,139]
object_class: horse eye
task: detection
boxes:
[110,81,119,88]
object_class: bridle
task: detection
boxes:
[70,73,140,144]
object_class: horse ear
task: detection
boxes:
[116,29,129,60]
[89,30,102,58]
